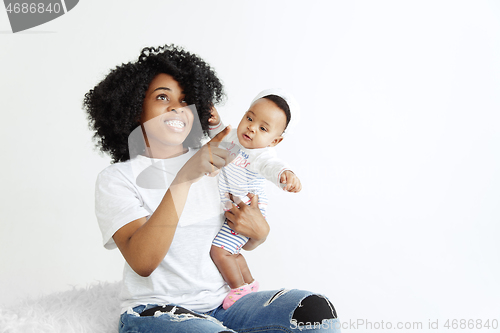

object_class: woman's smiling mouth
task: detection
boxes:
[164,119,186,132]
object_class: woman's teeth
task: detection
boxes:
[165,120,185,129]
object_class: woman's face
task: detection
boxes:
[140,73,194,157]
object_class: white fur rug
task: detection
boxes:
[0,281,122,333]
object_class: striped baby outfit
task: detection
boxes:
[210,126,290,254]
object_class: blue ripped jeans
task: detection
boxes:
[119,289,341,332]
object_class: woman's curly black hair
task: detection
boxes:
[83,44,224,163]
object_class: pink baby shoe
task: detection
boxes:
[222,280,259,309]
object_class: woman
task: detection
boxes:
[84,44,340,332]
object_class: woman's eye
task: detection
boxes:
[156,95,169,101]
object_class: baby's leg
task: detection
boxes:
[210,245,245,289]
[211,220,250,288]
[236,253,254,285]
[211,248,260,310]
[211,220,260,309]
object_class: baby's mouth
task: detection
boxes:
[242,133,252,141]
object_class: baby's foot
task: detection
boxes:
[248,280,259,292]
[222,280,259,309]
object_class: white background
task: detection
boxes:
[1,1,499,331]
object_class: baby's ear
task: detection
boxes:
[268,136,284,147]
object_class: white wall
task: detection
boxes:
[1,1,499,331]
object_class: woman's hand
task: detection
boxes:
[225,193,270,251]
[174,126,232,185]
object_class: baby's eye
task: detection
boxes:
[260,126,268,132]
[247,116,253,121]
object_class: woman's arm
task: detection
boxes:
[224,193,270,251]
[112,182,190,277]
[113,127,232,277]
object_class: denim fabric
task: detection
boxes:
[119,289,341,332]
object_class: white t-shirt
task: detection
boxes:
[95,149,229,313]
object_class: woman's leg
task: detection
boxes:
[209,289,341,332]
[119,304,236,333]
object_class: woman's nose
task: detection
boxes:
[170,98,189,113]
[169,105,184,113]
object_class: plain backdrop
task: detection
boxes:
[1,1,499,331]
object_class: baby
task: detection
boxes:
[208,89,302,309]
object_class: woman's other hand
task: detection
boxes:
[225,193,270,251]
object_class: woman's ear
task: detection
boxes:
[268,136,284,147]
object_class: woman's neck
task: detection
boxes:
[143,144,188,159]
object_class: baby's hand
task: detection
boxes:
[280,171,302,193]
[208,106,221,126]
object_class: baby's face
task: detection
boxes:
[236,98,287,149]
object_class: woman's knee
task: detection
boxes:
[291,294,338,326]
[262,289,339,330]
[263,289,338,324]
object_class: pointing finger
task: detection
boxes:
[208,125,231,147]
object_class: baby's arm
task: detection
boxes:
[252,151,302,193]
